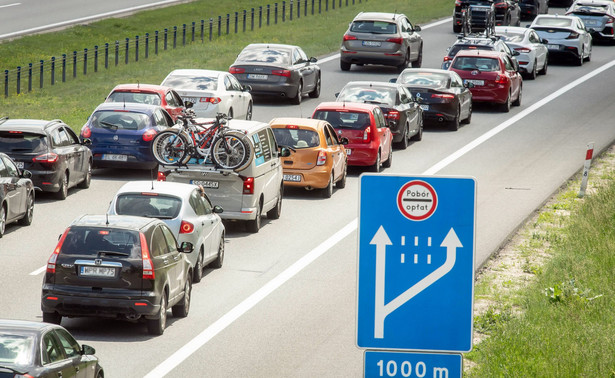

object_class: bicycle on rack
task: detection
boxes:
[151,112,254,172]
[455,0,496,37]
[458,0,473,36]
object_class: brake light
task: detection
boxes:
[443,56,452,62]
[242,176,254,194]
[387,37,403,45]
[81,126,91,138]
[272,70,291,77]
[607,17,614,24]
[431,94,455,99]
[47,229,70,273]
[385,110,400,120]
[142,129,157,142]
[33,153,59,164]
[180,221,195,234]
[140,232,155,280]
[285,125,299,129]
[455,0,461,4]
[8,131,22,134]
[157,171,167,181]
[495,75,508,84]
[363,126,371,143]
[494,2,507,8]
[514,47,531,53]
[316,150,327,166]
[229,67,245,74]
[566,32,579,39]
[200,97,221,104]
[343,34,357,41]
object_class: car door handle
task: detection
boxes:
[163,258,169,264]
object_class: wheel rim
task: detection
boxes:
[184,281,191,313]
[61,175,68,197]
[0,206,5,236]
[246,103,253,120]
[213,134,248,169]
[85,163,91,185]
[160,296,167,331]
[196,252,203,278]
[26,195,33,223]
[218,237,225,264]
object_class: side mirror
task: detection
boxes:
[178,241,194,253]
[464,81,474,88]
[309,57,318,63]
[279,147,291,157]
[21,169,32,179]
[81,138,92,146]
[242,84,252,92]
[213,205,224,214]
[340,137,349,145]
[512,50,520,56]
[541,38,549,44]
[389,78,397,83]
[589,28,595,33]
[514,60,520,72]
[184,101,194,109]
[81,345,96,356]
[414,25,422,32]
[334,92,340,98]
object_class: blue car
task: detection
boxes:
[80,103,175,170]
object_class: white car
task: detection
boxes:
[161,69,253,120]
[495,26,549,79]
[107,180,225,283]
[530,14,592,66]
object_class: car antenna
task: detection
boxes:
[150,168,156,190]
[105,213,109,226]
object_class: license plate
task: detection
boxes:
[283,174,301,182]
[14,161,24,169]
[584,20,600,27]
[80,266,116,277]
[247,74,268,80]
[419,105,429,111]
[191,180,219,189]
[464,79,484,86]
[346,149,352,156]
[102,154,128,162]
[362,41,382,47]
[183,97,199,104]
[547,44,560,50]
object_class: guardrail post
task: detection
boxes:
[283,1,286,22]
[298,0,301,19]
[267,5,270,26]
[28,63,32,92]
[164,28,168,50]
[145,34,149,59]
[332,0,335,9]
[243,10,246,32]
[191,22,195,42]
[234,12,238,33]
[104,44,109,68]
[226,14,230,35]
[326,0,329,11]
[259,6,262,27]
[290,0,293,21]
[182,24,186,46]
[94,46,99,72]
[83,48,88,75]
[4,70,8,97]
[62,54,66,82]
[115,41,119,66]
[135,36,139,62]
[17,66,21,94]
[209,18,213,41]
[51,57,55,85]
[73,51,77,77]
[218,16,222,37]
[125,38,129,64]
[200,20,204,42]
[40,60,44,89]
[173,26,177,48]
[251,8,254,30]
[155,31,159,54]
[305,0,308,16]
[275,3,278,24]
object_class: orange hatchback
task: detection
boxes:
[270,118,348,198]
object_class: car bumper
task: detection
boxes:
[282,167,331,189]
[28,170,62,192]
[470,87,509,104]
[92,153,157,169]
[345,144,379,167]
[340,49,405,67]
[239,81,297,97]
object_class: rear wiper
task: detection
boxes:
[278,144,296,152]
[362,100,385,105]
[97,250,130,257]
[100,121,119,130]
[0,366,24,374]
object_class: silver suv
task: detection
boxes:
[340,12,423,72]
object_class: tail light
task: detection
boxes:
[455,0,462,5]
[81,126,91,138]
[518,61,529,65]
[385,110,400,120]
[140,232,155,280]
[272,70,291,77]
[179,221,195,234]
[431,94,455,100]
[200,97,221,104]
[316,150,327,166]
[494,74,508,84]
[343,34,357,42]
[229,67,245,74]
[606,17,614,24]
[242,176,254,194]
[387,38,403,45]
[33,153,59,164]
[494,2,507,8]
[514,47,531,53]
[566,32,579,39]
[47,229,69,273]
[443,56,452,62]
[157,171,167,181]
[363,126,372,143]
[142,129,157,142]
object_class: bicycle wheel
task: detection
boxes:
[210,131,254,172]
[151,130,191,166]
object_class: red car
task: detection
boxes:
[448,50,522,112]
[312,102,393,172]
[105,84,186,121]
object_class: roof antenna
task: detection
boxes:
[151,168,156,190]
[105,213,109,226]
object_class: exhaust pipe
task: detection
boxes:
[438,117,444,122]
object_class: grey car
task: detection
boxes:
[340,12,423,72]
[229,43,321,105]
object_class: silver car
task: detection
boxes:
[107,180,225,283]
[530,14,592,65]
[340,12,423,72]
[566,0,615,42]
[495,26,549,79]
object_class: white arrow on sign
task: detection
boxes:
[370,226,463,339]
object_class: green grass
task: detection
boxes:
[0,0,452,131]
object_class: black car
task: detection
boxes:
[0,319,103,378]
[519,0,549,20]
[441,34,519,69]
[453,0,521,32]
[0,118,92,200]
[229,43,321,105]
[0,152,34,238]
[41,215,194,335]
[335,81,423,149]
[394,68,473,131]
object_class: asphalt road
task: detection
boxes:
[1,11,615,378]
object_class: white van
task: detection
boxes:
[157,120,285,233]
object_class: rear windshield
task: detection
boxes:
[107,91,161,106]
[398,72,450,88]
[115,194,182,219]
[0,132,48,153]
[0,333,34,366]
[313,110,371,130]
[570,4,608,15]
[60,227,141,257]
[350,21,397,34]
[236,48,290,65]
[497,32,525,43]
[449,45,493,57]
[89,111,150,131]
[337,86,397,106]
[533,18,573,27]
[452,56,500,72]
[162,75,218,91]
[272,128,320,149]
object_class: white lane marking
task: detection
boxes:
[30,266,46,276]
[144,219,358,378]
[0,0,179,40]
[0,3,20,9]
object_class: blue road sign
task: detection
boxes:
[364,350,462,378]
[357,175,476,352]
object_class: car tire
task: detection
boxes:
[501,92,511,113]
[397,51,410,73]
[576,47,584,66]
[512,86,522,107]
[192,249,204,283]
[78,161,92,189]
[453,23,461,33]
[585,43,592,62]
[383,148,392,168]
[246,203,261,233]
[266,186,283,219]
[371,151,381,173]
[18,193,34,226]
[172,277,192,318]
[56,172,68,200]
[147,294,167,335]
[322,172,334,198]
[42,311,62,325]
[462,103,472,124]
[449,105,461,131]
[410,119,423,141]
[309,74,321,98]
[396,123,409,150]
[539,58,548,75]
[246,102,253,120]
[412,45,423,68]
[291,81,303,105]
[340,60,351,71]
[210,234,225,269]
[0,204,5,238]
[336,163,347,189]
[527,60,537,80]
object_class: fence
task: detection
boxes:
[2,0,366,98]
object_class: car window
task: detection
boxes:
[236,47,291,65]
[60,227,140,257]
[297,48,308,62]
[504,56,514,71]
[189,189,209,215]
[63,127,80,145]
[338,86,396,106]
[498,32,525,43]
[0,131,48,153]
[228,75,243,91]
[272,127,319,149]
[452,56,500,72]
[451,73,464,88]
[50,128,68,147]
[162,74,218,91]
[42,333,63,365]
[160,225,178,253]
[116,193,182,219]
[150,226,169,257]
[399,87,412,103]
[252,129,273,166]
[165,91,177,107]
[91,111,150,131]
[0,157,7,177]
[324,127,337,146]
[292,49,303,65]
[171,90,184,106]
[314,110,373,130]
[224,76,234,91]
[399,72,450,88]
[107,91,161,106]
[350,21,397,34]
[2,156,18,177]
[0,333,34,366]
[53,329,80,359]
[373,108,385,129]
[402,18,413,32]
[534,17,572,27]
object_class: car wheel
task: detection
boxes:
[0,204,5,238]
[396,123,409,150]
[322,172,334,198]
[411,45,422,68]
[228,108,234,119]
[192,249,204,283]
[336,163,347,189]
[246,203,261,233]
[147,294,167,335]
[539,58,548,75]
[291,81,303,105]
[512,85,522,107]
[371,151,381,173]
[449,105,460,131]
[172,277,192,318]
[309,74,321,98]
[266,186,283,219]
[78,161,92,189]
[576,47,584,66]
[19,193,34,226]
[397,50,410,72]
[462,103,472,124]
[210,234,225,269]
[410,119,423,141]
[246,102,253,120]
[340,60,351,71]
[383,148,392,168]
[56,172,68,200]
[527,60,537,80]
[42,311,62,325]
[501,92,511,113]
[584,43,592,62]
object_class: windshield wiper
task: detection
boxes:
[97,250,130,257]
[99,121,119,130]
